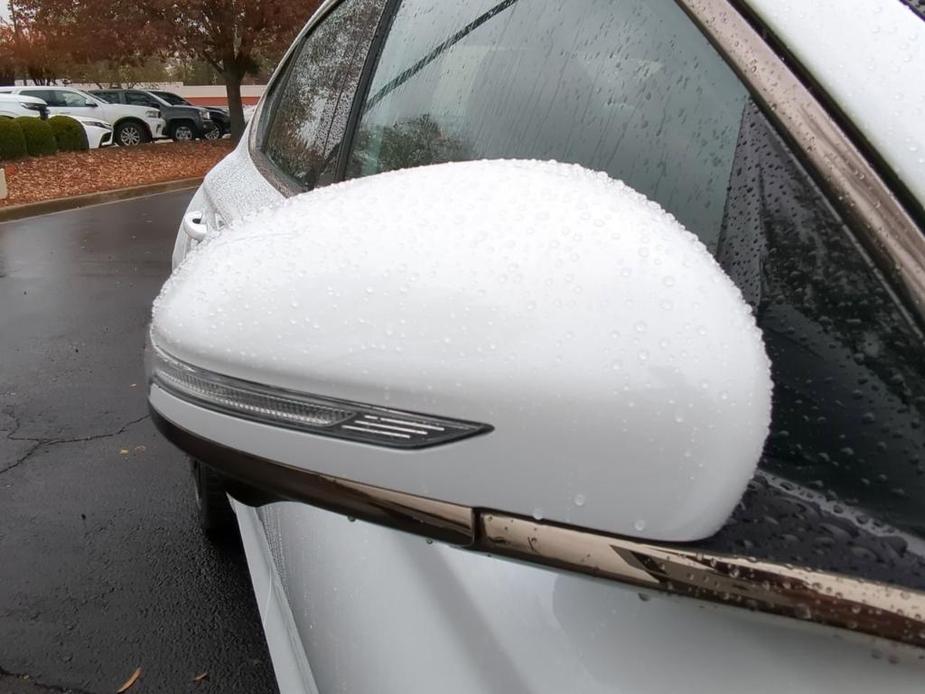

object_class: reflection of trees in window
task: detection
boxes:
[348,115,474,177]
[264,0,385,189]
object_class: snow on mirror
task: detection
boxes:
[149,159,772,542]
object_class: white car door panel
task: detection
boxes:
[248,503,925,694]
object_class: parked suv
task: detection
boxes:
[0,86,164,145]
[91,89,216,141]
[148,90,230,138]
[0,93,48,119]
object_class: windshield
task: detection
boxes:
[153,91,188,106]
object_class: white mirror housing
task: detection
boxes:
[149,160,772,542]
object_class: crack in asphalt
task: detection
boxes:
[0,414,150,476]
[0,665,99,694]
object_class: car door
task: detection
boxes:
[222,0,925,692]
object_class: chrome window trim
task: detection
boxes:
[152,409,925,651]
[676,0,925,329]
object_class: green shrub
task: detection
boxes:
[49,115,89,152]
[15,116,58,157]
[0,118,27,161]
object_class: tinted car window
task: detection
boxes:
[126,92,158,108]
[699,103,925,588]
[262,0,388,190]
[348,0,748,249]
[347,0,925,587]
[153,91,187,106]
[23,89,59,106]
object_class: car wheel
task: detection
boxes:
[115,121,148,146]
[191,458,236,536]
[203,127,221,141]
[170,122,195,141]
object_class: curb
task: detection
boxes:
[0,177,203,222]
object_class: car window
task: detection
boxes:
[347,0,748,249]
[261,0,389,190]
[126,92,158,108]
[94,91,119,103]
[57,90,94,107]
[22,89,60,106]
[154,91,186,106]
[346,0,925,589]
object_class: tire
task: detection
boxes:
[115,120,149,146]
[191,458,236,536]
[170,121,196,141]
[203,127,221,141]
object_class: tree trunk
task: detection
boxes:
[223,62,246,144]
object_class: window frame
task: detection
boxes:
[248,0,399,196]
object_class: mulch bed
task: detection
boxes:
[0,140,233,208]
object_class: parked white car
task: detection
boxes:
[62,114,113,149]
[0,93,48,120]
[148,0,925,692]
[0,86,164,146]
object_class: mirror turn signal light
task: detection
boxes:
[147,342,492,449]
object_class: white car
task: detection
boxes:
[0,93,48,119]
[62,114,113,149]
[0,86,164,146]
[148,0,925,693]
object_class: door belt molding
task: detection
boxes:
[152,408,925,653]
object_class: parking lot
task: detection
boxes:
[0,192,276,693]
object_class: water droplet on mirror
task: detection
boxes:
[634,519,646,532]
[574,493,586,507]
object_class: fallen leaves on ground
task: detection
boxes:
[116,667,142,693]
[0,141,233,208]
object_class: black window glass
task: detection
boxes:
[126,92,158,107]
[153,91,187,106]
[263,0,388,190]
[23,89,59,106]
[347,0,925,587]
[348,0,748,249]
[699,104,925,589]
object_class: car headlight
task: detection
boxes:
[85,120,112,130]
[20,102,44,112]
[145,110,160,119]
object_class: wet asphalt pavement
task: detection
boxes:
[0,192,277,694]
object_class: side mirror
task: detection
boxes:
[84,101,98,108]
[148,159,771,544]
